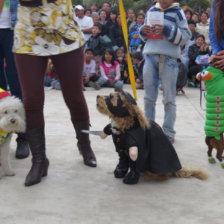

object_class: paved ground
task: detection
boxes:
[0,85,223,224]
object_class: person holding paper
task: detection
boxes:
[140,0,191,144]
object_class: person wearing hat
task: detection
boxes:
[75,4,94,41]
[13,0,97,187]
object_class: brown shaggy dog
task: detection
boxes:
[96,91,208,184]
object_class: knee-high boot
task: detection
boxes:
[15,132,30,159]
[73,121,97,167]
[25,127,49,186]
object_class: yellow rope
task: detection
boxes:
[119,0,137,100]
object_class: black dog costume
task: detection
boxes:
[97,91,207,184]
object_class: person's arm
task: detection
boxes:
[115,62,121,81]
[209,0,222,55]
[162,8,191,46]
[0,0,5,14]
[99,63,108,80]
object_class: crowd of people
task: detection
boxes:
[0,0,224,187]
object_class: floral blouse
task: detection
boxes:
[13,0,85,56]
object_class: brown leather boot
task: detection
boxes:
[25,127,49,186]
[73,121,97,167]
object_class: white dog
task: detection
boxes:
[0,95,26,178]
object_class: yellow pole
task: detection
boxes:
[119,0,137,100]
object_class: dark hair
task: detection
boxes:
[188,19,196,27]
[137,13,145,19]
[201,11,209,18]
[184,9,193,17]
[196,34,205,41]
[93,23,103,31]
[85,48,94,53]
[132,51,143,61]
[214,0,224,42]
[84,9,91,15]
[103,2,111,7]
[102,49,116,65]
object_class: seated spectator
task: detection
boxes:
[98,9,108,35]
[132,51,144,89]
[109,14,125,51]
[105,9,118,36]
[180,20,200,71]
[127,8,136,32]
[196,11,210,44]
[92,12,99,25]
[115,48,129,83]
[128,13,145,54]
[75,5,94,41]
[188,34,210,87]
[83,48,99,87]
[89,49,123,91]
[85,23,112,75]
[184,9,193,21]
[85,9,91,17]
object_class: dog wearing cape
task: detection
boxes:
[196,66,224,168]
[96,90,207,184]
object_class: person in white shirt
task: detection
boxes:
[75,5,93,41]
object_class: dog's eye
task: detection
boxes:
[4,111,8,114]
[14,110,18,113]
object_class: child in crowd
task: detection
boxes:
[128,13,145,54]
[140,0,191,143]
[90,49,123,91]
[85,23,112,76]
[83,48,99,87]
[116,48,129,83]
[132,51,144,89]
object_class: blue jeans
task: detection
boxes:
[0,29,22,99]
[98,77,123,89]
[143,54,178,137]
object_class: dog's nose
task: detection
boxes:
[10,119,16,124]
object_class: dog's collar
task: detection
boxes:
[0,130,12,145]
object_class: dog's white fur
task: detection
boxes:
[0,96,26,178]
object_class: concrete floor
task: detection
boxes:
[0,85,223,224]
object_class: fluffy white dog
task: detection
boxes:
[0,95,26,178]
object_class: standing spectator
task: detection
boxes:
[101,1,111,19]
[127,8,136,32]
[209,0,224,71]
[196,12,210,44]
[13,0,97,186]
[109,14,125,51]
[90,3,99,14]
[140,0,191,143]
[84,9,91,17]
[105,9,118,36]
[90,49,123,91]
[75,5,93,41]
[0,0,29,159]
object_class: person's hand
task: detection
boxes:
[132,34,139,39]
[212,55,224,71]
[154,24,164,35]
[142,25,151,35]
[217,50,224,56]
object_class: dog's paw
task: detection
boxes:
[123,170,140,185]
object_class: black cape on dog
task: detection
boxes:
[104,120,182,174]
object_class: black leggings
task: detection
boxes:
[14,48,89,130]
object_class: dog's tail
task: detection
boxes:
[173,168,208,180]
